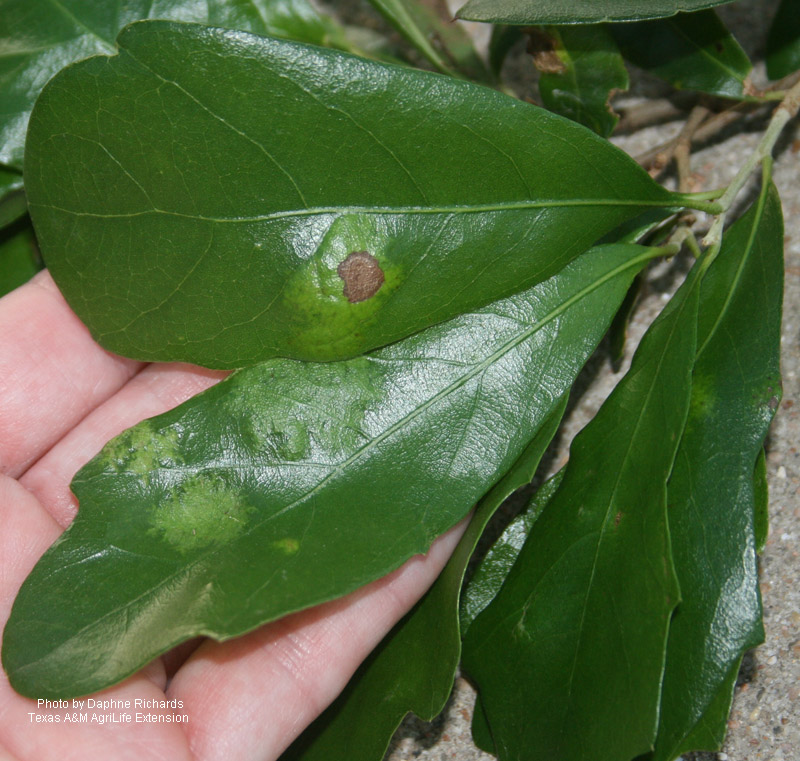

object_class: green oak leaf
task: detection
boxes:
[460,469,564,632]
[766,0,800,79]
[463,470,565,757]
[462,253,703,761]
[671,658,740,755]
[611,10,752,99]
[0,168,25,231]
[0,220,41,297]
[25,20,679,368]
[365,0,492,81]
[2,242,655,700]
[753,447,769,553]
[0,0,351,170]
[488,24,523,77]
[530,25,629,136]
[456,0,736,25]
[650,182,783,761]
[283,397,567,761]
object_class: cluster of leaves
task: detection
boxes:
[0,1,796,760]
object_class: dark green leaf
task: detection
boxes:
[462,258,703,761]
[0,220,40,297]
[489,24,523,77]
[650,183,783,761]
[753,447,769,554]
[284,397,567,761]
[470,695,495,753]
[460,470,564,631]
[456,0,736,25]
[532,25,628,137]
[608,274,641,370]
[0,0,349,170]
[2,242,655,700]
[464,471,564,759]
[365,0,492,81]
[766,0,800,79]
[672,658,740,756]
[0,168,25,230]
[611,11,752,99]
[26,21,677,368]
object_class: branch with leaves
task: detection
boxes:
[0,1,798,760]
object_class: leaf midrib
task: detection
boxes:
[30,196,677,223]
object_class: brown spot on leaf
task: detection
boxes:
[614,511,623,528]
[525,27,566,75]
[337,251,385,303]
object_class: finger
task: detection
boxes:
[0,272,143,478]
[168,520,467,761]
[19,362,227,527]
[0,476,191,761]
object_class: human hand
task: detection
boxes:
[0,271,464,761]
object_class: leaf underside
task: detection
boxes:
[2,242,652,700]
[456,0,737,25]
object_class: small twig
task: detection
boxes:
[702,77,800,249]
[675,105,710,191]
[636,100,765,169]
[615,98,687,133]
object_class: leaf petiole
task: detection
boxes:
[703,77,800,249]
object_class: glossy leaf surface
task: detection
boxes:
[650,184,783,761]
[464,471,564,758]
[456,0,736,25]
[460,470,563,632]
[672,658,740,755]
[284,398,567,761]
[463,259,703,761]
[611,11,752,98]
[0,0,348,170]
[365,0,491,81]
[753,447,769,553]
[25,21,676,368]
[3,242,654,700]
[766,0,800,79]
[532,25,629,137]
